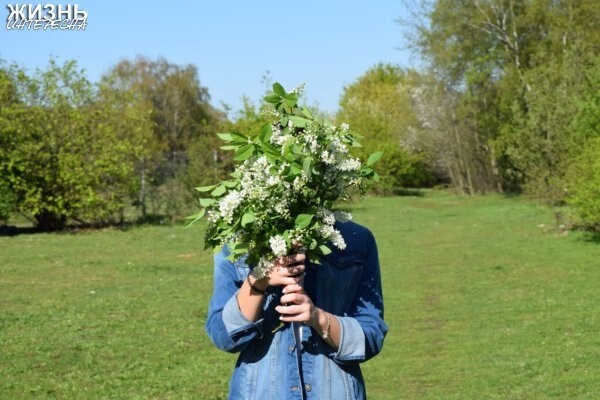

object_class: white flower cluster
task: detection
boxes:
[304,133,319,153]
[291,83,306,95]
[321,150,336,165]
[269,235,287,257]
[319,224,346,250]
[339,157,361,171]
[316,208,347,250]
[219,191,244,224]
[270,126,288,146]
[319,208,336,225]
[238,156,286,200]
[333,211,353,223]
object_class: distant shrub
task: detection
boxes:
[567,137,600,230]
[0,186,15,223]
[373,144,433,194]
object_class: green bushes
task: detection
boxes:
[0,58,224,230]
[0,60,152,230]
[338,64,434,193]
[567,137,600,229]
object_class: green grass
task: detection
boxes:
[2,192,600,399]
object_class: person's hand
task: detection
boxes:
[275,281,318,326]
[250,253,306,292]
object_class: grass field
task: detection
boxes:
[2,192,600,399]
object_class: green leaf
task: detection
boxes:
[234,144,255,161]
[264,94,281,104]
[230,246,249,255]
[289,116,310,128]
[258,124,272,143]
[220,144,240,151]
[199,198,216,207]
[194,185,216,192]
[219,132,247,143]
[217,132,235,142]
[272,82,286,97]
[290,163,302,175]
[222,180,238,188]
[284,92,298,101]
[185,208,205,226]
[261,143,280,159]
[234,132,250,142]
[194,208,206,219]
[301,106,314,120]
[367,151,383,167]
[318,244,332,255]
[303,157,313,178]
[211,185,226,197]
[265,152,280,164]
[291,143,305,156]
[295,213,314,229]
[241,211,254,227]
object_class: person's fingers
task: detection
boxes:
[267,253,307,286]
[274,263,304,277]
[287,266,305,277]
[288,252,306,266]
[279,313,309,323]
[288,273,305,287]
[277,253,305,267]
[276,304,299,314]
[280,292,305,305]
[272,253,305,271]
[276,303,309,317]
[282,283,304,294]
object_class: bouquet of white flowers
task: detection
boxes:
[189,83,381,278]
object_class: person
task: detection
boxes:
[205,220,387,400]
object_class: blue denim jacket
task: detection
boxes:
[205,221,387,400]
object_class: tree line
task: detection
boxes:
[342,0,599,228]
[0,57,228,230]
[1,0,599,231]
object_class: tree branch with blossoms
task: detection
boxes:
[189,82,382,278]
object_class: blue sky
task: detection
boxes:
[1,1,418,115]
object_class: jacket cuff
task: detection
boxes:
[332,316,365,362]
[222,291,264,340]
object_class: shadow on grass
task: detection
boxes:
[580,231,600,244]
[0,225,41,237]
[0,213,174,236]
[395,188,426,197]
[372,188,427,197]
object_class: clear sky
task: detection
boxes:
[0,1,418,115]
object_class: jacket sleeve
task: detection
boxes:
[332,229,388,363]
[205,247,265,353]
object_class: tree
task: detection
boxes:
[338,64,432,192]
[495,49,599,202]
[181,96,263,195]
[564,57,600,228]
[411,75,500,194]
[100,56,225,217]
[403,0,600,199]
[0,59,152,230]
[0,67,18,222]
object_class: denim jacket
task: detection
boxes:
[205,221,388,400]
